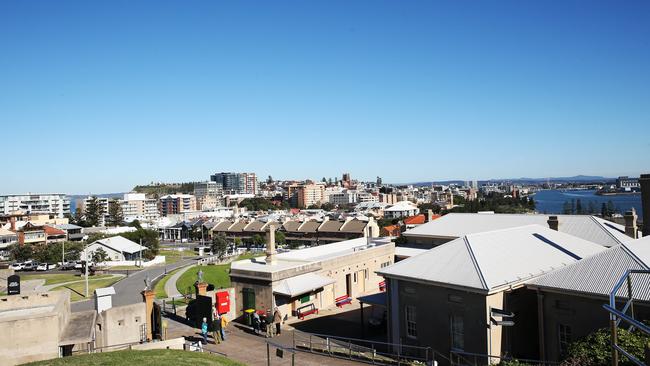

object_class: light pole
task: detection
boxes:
[85,244,89,298]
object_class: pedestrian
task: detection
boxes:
[265,310,275,338]
[220,313,229,341]
[252,311,261,335]
[212,313,222,344]
[201,317,208,345]
[273,307,282,335]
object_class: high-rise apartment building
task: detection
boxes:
[0,194,70,218]
[158,194,197,216]
[210,172,257,195]
[120,193,159,222]
[194,181,223,210]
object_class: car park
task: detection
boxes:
[22,262,36,271]
[10,263,23,271]
[36,263,57,271]
[60,261,76,270]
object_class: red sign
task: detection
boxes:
[215,290,230,314]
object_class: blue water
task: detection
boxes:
[534,189,643,216]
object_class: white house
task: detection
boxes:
[83,236,147,262]
[383,201,419,219]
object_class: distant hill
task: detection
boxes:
[132,182,196,198]
[406,175,616,187]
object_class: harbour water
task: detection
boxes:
[533,189,643,216]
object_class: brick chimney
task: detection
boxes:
[266,223,276,264]
[427,209,434,223]
[624,209,638,239]
[547,216,559,231]
[9,217,16,231]
[640,174,650,237]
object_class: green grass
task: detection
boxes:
[21,273,111,286]
[107,265,142,270]
[51,275,122,302]
[177,264,230,295]
[159,249,196,264]
[154,267,182,299]
[175,252,258,295]
[24,349,245,366]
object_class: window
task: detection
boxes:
[381,261,392,268]
[354,272,357,283]
[451,313,464,350]
[405,306,417,338]
[558,324,572,355]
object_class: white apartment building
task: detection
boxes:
[120,193,159,222]
[0,194,70,218]
[328,190,358,205]
[357,192,378,203]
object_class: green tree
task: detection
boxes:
[234,237,242,247]
[211,233,229,260]
[11,244,34,261]
[252,234,265,247]
[92,247,109,263]
[601,203,608,217]
[563,326,650,365]
[563,201,573,215]
[73,208,88,227]
[576,199,584,214]
[85,196,103,227]
[275,231,286,245]
[121,229,160,259]
[106,199,124,227]
[607,200,617,215]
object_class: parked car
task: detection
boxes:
[36,263,57,271]
[22,262,36,271]
[74,261,83,270]
[10,263,23,271]
[60,261,77,270]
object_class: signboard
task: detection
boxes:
[490,307,515,327]
[276,348,284,358]
[7,274,20,295]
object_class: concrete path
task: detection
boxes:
[164,264,195,299]
[35,274,125,292]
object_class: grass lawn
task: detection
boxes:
[154,267,182,299]
[159,249,196,264]
[51,275,122,302]
[24,349,245,366]
[176,264,230,295]
[107,265,143,270]
[21,273,111,286]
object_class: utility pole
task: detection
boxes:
[62,241,65,266]
[84,245,89,298]
[139,238,143,267]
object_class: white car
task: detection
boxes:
[36,263,57,271]
[22,262,36,271]
[10,263,23,271]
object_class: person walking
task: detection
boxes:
[252,311,261,335]
[265,309,275,338]
[273,307,282,336]
[201,317,209,345]
[212,313,222,344]
[220,313,229,341]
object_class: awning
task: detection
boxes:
[273,273,335,297]
[358,292,387,307]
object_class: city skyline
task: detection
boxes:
[1,0,649,193]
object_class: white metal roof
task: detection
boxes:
[379,225,606,293]
[394,247,428,258]
[94,287,116,297]
[402,213,635,247]
[528,235,650,301]
[273,273,336,297]
[384,201,418,212]
[93,236,147,254]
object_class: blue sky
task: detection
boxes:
[1,1,649,194]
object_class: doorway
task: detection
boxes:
[346,274,352,296]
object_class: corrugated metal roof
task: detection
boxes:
[528,235,650,301]
[281,221,301,232]
[318,220,344,233]
[273,273,336,297]
[340,219,368,233]
[298,220,321,233]
[379,225,606,293]
[212,220,234,231]
[402,213,633,247]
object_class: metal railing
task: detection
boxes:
[450,350,558,366]
[602,269,650,366]
[292,329,445,365]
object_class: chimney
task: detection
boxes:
[547,216,559,231]
[624,209,638,239]
[641,174,650,237]
[427,209,434,222]
[266,223,276,264]
[9,217,15,231]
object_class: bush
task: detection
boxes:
[563,326,650,366]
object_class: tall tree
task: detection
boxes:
[85,196,102,227]
[106,199,124,227]
[92,247,109,263]
[73,207,87,227]
[211,233,229,260]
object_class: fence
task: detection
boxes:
[292,330,443,365]
[603,269,650,366]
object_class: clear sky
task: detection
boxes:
[1,1,649,194]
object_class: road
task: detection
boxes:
[71,257,197,312]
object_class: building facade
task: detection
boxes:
[158,194,197,216]
[0,194,70,218]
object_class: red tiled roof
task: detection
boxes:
[44,225,66,236]
[403,214,427,225]
[382,225,401,236]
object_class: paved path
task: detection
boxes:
[35,274,124,292]
[164,264,195,298]
[164,317,365,366]
[71,258,196,312]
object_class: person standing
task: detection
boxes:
[265,309,275,338]
[252,311,261,335]
[273,307,282,335]
[212,313,222,344]
[201,317,209,345]
[220,313,229,341]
